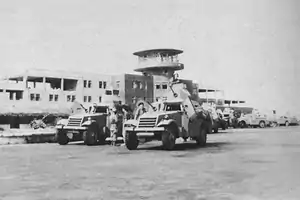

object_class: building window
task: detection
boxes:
[83,96,92,102]
[132,81,137,89]
[162,84,168,89]
[103,81,107,89]
[36,94,41,101]
[49,94,54,101]
[116,81,120,89]
[30,94,35,101]
[54,94,59,101]
[113,90,119,96]
[156,84,161,89]
[139,82,143,89]
[30,94,40,101]
[67,95,71,102]
[99,96,102,103]
[99,81,103,88]
[105,90,112,95]
[84,80,92,88]
[132,96,137,104]
[71,95,76,102]
[9,92,13,100]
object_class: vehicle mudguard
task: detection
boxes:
[123,119,138,128]
[82,120,96,127]
[55,124,65,130]
[157,119,176,127]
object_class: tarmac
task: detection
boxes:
[0,126,300,200]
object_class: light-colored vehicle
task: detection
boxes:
[276,116,291,126]
[123,82,213,150]
[55,105,111,145]
[238,113,269,128]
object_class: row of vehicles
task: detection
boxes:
[55,81,221,150]
[222,109,299,129]
[54,82,298,150]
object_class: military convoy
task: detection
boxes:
[123,81,213,150]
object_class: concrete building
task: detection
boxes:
[0,68,116,114]
[111,73,154,108]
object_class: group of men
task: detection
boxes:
[108,101,147,146]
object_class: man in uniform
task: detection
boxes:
[109,106,118,146]
[134,102,147,120]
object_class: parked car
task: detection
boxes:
[238,113,270,128]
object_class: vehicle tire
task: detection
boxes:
[259,121,265,128]
[222,121,228,130]
[125,131,139,150]
[196,127,207,146]
[97,128,107,145]
[161,125,177,150]
[213,127,219,133]
[83,124,98,146]
[239,121,246,128]
[285,121,289,127]
[56,130,69,145]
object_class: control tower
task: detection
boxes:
[133,48,185,101]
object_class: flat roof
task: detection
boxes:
[133,49,183,57]
[134,65,184,72]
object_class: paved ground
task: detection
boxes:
[0,126,300,200]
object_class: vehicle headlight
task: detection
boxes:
[164,115,169,120]
[88,117,92,121]
[124,124,136,128]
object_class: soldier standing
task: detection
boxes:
[134,102,147,120]
[109,107,118,146]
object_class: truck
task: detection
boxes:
[55,104,111,145]
[123,81,213,150]
[208,108,228,133]
[238,111,269,128]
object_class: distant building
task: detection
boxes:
[111,73,154,108]
[0,68,115,113]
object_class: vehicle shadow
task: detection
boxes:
[137,141,231,152]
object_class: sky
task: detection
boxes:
[0,0,299,115]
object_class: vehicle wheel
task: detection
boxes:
[222,121,228,130]
[239,121,246,128]
[196,127,207,146]
[56,130,69,145]
[103,126,110,138]
[97,128,107,145]
[285,121,289,127]
[125,131,139,150]
[259,121,265,128]
[213,127,218,133]
[162,126,176,150]
[83,124,98,146]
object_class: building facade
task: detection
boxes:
[111,73,154,108]
[0,69,116,113]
